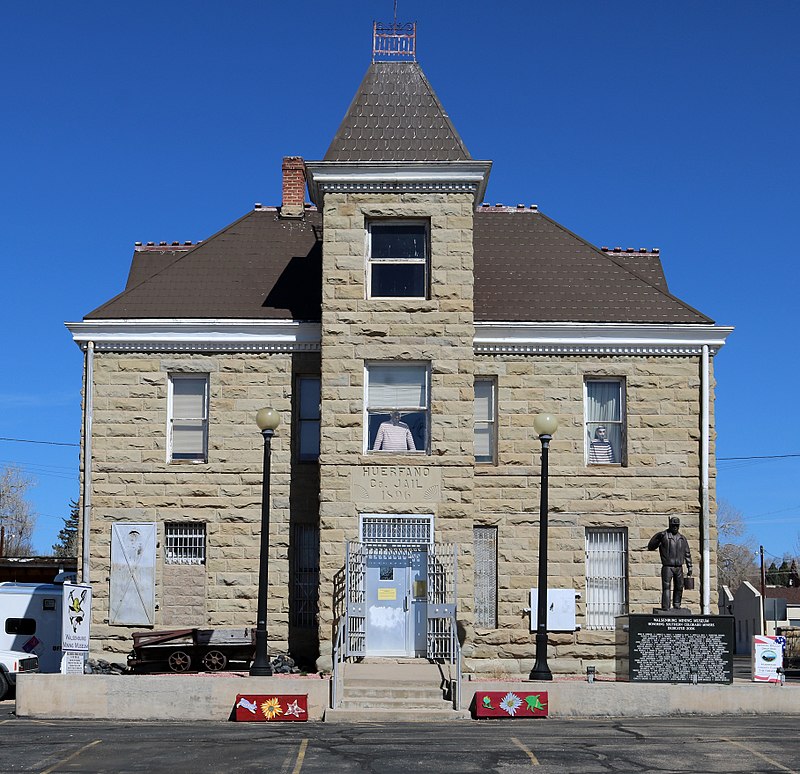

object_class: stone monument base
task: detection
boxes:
[652,607,692,616]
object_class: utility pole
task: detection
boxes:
[760,545,767,635]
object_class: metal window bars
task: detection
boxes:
[585,528,628,629]
[290,524,320,628]
[473,527,498,628]
[164,523,205,565]
[360,515,433,546]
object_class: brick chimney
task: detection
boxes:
[281,156,306,218]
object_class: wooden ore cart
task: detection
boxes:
[128,628,255,673]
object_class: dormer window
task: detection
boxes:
[367,221,429,299]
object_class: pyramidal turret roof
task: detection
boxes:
[323,62,472,162]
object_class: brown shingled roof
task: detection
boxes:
[86,210,322,320]
[324,62,471,162]
[473,211,712,324]
[85,207,711,326]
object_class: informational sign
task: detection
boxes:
[752,635,785,683]
[61,651,86,675]
[62,583,92,652]
[234,694,308,722]
[377,588,397,601]
[474,691,548,719]
[628,614,734,683]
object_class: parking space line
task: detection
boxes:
[39,739,101,774]
[723,738,797,774]
[291,739,309,774]
[511,736,539,766]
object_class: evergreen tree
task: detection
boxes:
[778,560,792,587]
[766,561,779,585]
[790,560,800,588]
[52,499,78,557]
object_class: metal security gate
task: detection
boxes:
[344,532,457,659]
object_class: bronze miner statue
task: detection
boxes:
[648,516,693,611]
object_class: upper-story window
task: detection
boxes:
[366,363,429,453]
[367,221,429,299]
[474,377,497,464]
[297,376,321,462]
[168,374,209,462]
[584,378,625,465]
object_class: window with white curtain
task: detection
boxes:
[584,378,625,465]
[164,522,206,565]
[367,221,429,299]
[168,374,209,462]
[297,376,321,462]
[474,378,496,464]
[585,528,628,629]
[366,363,429,453]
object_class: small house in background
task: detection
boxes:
[0,556,77,585]
[723,582,800,655]
[66,20,732,676]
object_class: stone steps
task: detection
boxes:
[324,707,469,723]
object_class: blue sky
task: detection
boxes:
[1,1,798,560]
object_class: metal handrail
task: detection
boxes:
[331,617,346,709]
[451,619,462,711]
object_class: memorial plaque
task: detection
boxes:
[628,614,734,684]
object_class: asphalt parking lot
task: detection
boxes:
[1,711,799,773]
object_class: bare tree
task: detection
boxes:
[716,499,758,591]
[0,465,37,556]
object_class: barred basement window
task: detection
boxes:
[291,524,319,628]
[585,528,627,629]
[164,523,206,565]
[474,526,498,628]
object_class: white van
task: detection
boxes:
[0,648,39,700]
[0,583,63,673]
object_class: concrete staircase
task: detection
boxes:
[324,659,469,722]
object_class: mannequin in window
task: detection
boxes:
[588,425,614,464]
[373,411,416,451]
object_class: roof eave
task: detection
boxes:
[305,160,492,210]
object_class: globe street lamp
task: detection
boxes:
[250,407,280,677]
[529,412,558,681]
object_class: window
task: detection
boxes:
[168,374,209,462]
[474,378,497,463]
[366,363,429,453]
[474,526,498,628]
[367,221,428,298]
[585,378,625,465]
[290,524,319,628]
[164,523,206,565]
[297,376,321,461]
[585,528,628,629]
[5,618,36,635]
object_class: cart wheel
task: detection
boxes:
[202,650,227,672]
[167,650,192,673]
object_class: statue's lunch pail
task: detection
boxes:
[683,576,695,590]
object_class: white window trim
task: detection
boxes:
[164,522,206,565]
[474,377,497,465]
[364,361,430,455]
[167,373,209,463]
[365,220,429,300]
[583,377,626,466]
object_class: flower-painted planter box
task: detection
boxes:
[474,690,548,719]
[234,694,308,721]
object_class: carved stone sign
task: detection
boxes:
[351,466,442,503]
[628,614,734,684]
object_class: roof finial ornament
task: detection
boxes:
[373,5,416,63]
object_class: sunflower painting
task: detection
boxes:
[260,698,283,720]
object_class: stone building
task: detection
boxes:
[67,24,732,677]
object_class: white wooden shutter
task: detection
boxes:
[110,523,157,626]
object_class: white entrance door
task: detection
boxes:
[366,553,411,656]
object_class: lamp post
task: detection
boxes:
[529,412,558,681]
[250,406,280,677]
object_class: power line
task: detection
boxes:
[719,453,800,461]
[0,436,79,448]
